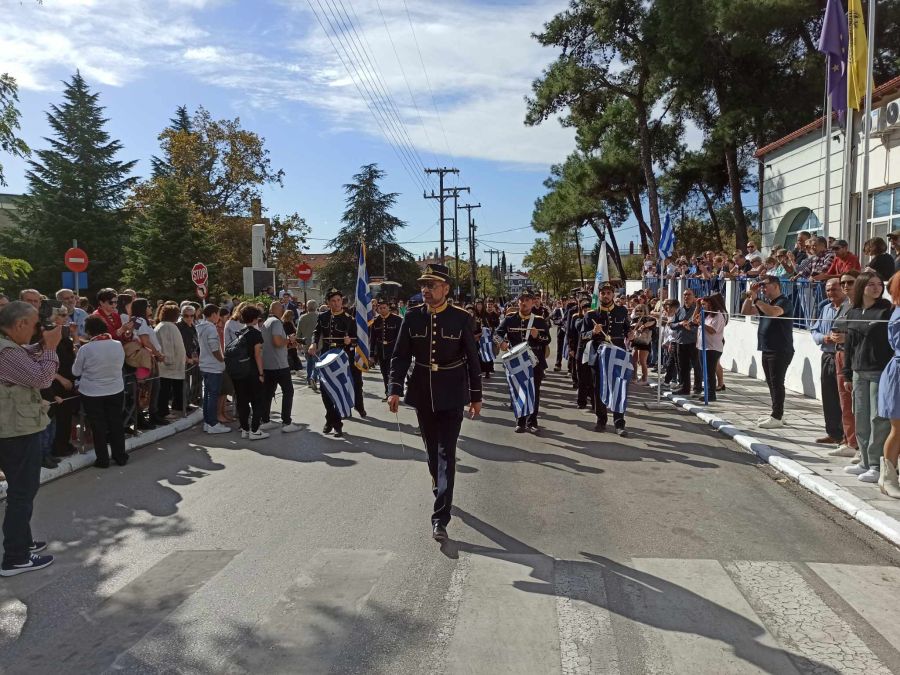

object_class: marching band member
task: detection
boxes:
[388,264,482,543]
[583,284,630,437]
[496,288,551,434]
[308,288,364,437]
[371,297,402,402]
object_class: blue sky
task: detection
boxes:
[0,0,653,268]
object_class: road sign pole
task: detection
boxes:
[72,239,79,298]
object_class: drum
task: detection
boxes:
[500,340,535,365]
[315,349,345,370]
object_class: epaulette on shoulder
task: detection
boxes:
[449,304,469,313]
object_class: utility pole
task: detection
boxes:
[423,167,459,265]
[459,203,481,300]
[486,248,500,299]
[442,186,470,295]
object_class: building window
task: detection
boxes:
[867,186,900,241]
[783,208,822,250]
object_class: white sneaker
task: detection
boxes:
[282,423,301,433]
[845,463,868,475]
[259,421,281,431]
[858,468,880,483]
[851,451,862,464]
[203,423,212,432]
[757,417,784,429]
[241,429,249,439]
[756,415,770,423]
[248,430,270,441]
[206,423,231,435]
[828,444,857,457]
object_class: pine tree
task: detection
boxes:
[0,73,29,187]
[151,105,192,178]
[121,176,212,299]
[4,71,137,291]
[319,164,420,295]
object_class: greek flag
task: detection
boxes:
[317,349,355,417]
[659,212,675,261]
[590,240,610,310]
[503,350,536,419]
[479,327,494,363]
[355,242,372,371]
[596,344,633,415]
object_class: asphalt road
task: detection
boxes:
[2,359,900,674]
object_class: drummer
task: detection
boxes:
[308,288,364,437]
[496,288,551,433]
[582,284,630,437]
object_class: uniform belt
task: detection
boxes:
[415,358,465,372]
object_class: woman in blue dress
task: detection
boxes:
[878,271,900,498]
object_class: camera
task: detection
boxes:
[38,299,62,331]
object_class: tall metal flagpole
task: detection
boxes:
[823,80,833,238]
[859,0,877,251]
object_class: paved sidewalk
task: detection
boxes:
[652,370,900,547]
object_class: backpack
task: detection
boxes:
[224,328,253,380]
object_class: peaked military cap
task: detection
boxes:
[418,263,451,284]
[325,287,343,300]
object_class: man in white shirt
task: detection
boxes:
[197,304,230,434]
[261,301,300,433]
[55,288,88,342]
[745,242,763,263]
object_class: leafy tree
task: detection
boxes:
[268,212,311,289]
[121,176,213,299]
[523,230,579,296]
[319,164,417,296]
[151,105,192,178]
[0,74,29,187]
[3,71,137,290]
[0,256,32,293]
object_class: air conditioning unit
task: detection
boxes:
[872,100,900,138]
[885,99,900,128]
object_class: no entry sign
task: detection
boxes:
[295,263,313,282]
[191,263,208,287]
[64,247,89,273]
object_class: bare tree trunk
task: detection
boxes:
[573,224,585,288]
[625,188,652,254]
[723,142,749,251]
[699,187,725,251]
[591,216,627,280]
[635,99,663,247]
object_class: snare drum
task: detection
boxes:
[500,340,535,365]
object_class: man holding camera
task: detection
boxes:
[0,301,61,576]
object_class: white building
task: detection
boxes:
[757,74,900,254]
[504,271,529,296]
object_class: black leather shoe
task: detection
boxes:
[594,423,606,432]
[114,454,129,466]
[616,428,628,437]
[356,407,367,418]
[334,428,344,438]
[432,523,448,542]
[323,424,333,434]
[93,459,110,469]
[528,425,539,434]
[40,457,59,470]
[514,425,527,433]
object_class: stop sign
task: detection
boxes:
[191,263,208,286]
[64,247,89,273]
[295,263,313,282]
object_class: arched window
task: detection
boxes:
[783,209,822,250]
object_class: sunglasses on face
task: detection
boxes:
[840,280,855,286]
[420,281,439,290]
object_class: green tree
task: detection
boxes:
[319,164,416,295]
[121,176,213,299]
[0,73,29,187]
[151,105,193,178]
[3,71,137,290]
[268,212,311,289]
[523,231,578,296]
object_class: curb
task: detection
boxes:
[653,387,900,549]
[0,410,204,501]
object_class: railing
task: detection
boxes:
[643,276,828,330]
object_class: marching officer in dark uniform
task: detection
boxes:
[582,284,630,437]
[388,264,482,543]
[308,288,365,437]
[495,289,551,434]
[371,297,403,401]
[574,299,595,409]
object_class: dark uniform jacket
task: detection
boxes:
[312,310,358,357]
[389,303,482,412]
[495,312,552,369]
[582,304,629,350]
[372,312,403,362]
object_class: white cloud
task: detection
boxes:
[0,0,574,166]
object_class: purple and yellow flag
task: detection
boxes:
[817,0,848,115]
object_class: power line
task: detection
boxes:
[309,0,429,194]
[329,0,434,185]
[402,0,455,164]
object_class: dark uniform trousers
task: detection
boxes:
[418,406,464,527]
[379,348,393,395]
[821,352,844,440]
[577,360,594,408]
[555,328,565,367]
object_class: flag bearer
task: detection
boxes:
[496,289,552,434]
[388,265,482,543]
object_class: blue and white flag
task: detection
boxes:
[590,240,610,310]
[479,327,494,363]
[355,242,373,371]
[596,344,633,415]
[316,349,355,418]
[503,348,536,419]
[659,212,675,261]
